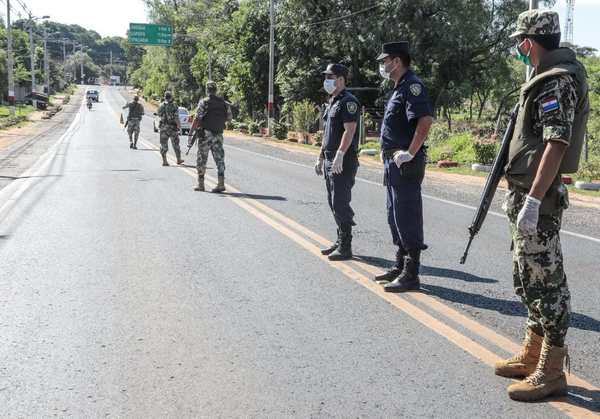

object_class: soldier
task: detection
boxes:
[373,42,433,293]
[315,63,360,261]
[122,95,144,149]
[156,91,184,167]
[494,10,589,402]
[188,81,232,193]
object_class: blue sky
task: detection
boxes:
[7,0,600,52]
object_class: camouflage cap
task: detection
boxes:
[510,9,561,39]
[206,81,217,93]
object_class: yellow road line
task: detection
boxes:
[113,80,600,418]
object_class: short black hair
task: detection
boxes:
[391,51,411,68]
[525,33,561,51]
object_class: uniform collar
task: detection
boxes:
[536,48,576,75]
[394,69,413,89]
[331,89,347,102]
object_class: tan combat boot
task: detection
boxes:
[211,176,226,193]
[194,176,205,192]
[495,329,543,378]
[161,153,169,166]
[507,340,569,402]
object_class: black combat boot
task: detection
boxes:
[374,247,406,284]
[383,249,421,292]
[321,229,340,256]
[328,224,352,261]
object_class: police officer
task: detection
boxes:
[493,10,589,402]
[188,81,232,193]
[122,95,144,149]
[373,42,433,292]
[156,91,184,167]
[315,63,360,261]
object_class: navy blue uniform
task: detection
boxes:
[322,89,361,227]
[380,70,433,252]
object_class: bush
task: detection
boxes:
[291,100,317,134]
[273,121,288,140]
[427,123,450,147]
[359,141,381,153]
[312,130,323,146]
[248,120,260,135]
[473,139,499,165]
[576,158,600,182]
[428,132,476,163]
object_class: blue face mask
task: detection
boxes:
[323,79,337,95]
[514,39,532,66]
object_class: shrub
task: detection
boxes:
[473,139,499,165]
[273,121,288,140]
[312,130,323,146]
[248,120,260,135]
[427,123,450,147]
[576,158,600,183]
[358,141,381,153]
[291,100,317,134]
[428,132,476,163]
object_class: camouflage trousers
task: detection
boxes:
[505,187,571,346]
[196,129,225,177]
[127,118,141,141]
[159,126,181,158]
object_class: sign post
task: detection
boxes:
[128,23,173,46]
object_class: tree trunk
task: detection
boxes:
[477,91,490,120]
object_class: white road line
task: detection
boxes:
[0,105,82,223]
[224,142,600,245]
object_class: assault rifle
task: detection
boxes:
[460,103,520,265]
[186,127,205,155]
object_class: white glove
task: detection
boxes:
[517,195,541,235]
[331,150,345,175]
[393,150,414,168]
[314,156,324,176]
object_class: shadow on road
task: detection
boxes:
[0,175,63,180]
[215,192,287,201]
[565,386,600,413]
[424,284,600,334]
[355,255,497,284]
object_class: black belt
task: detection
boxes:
[381,148,405,159]
[323,150,357,159]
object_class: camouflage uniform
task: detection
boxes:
[194,97,232,177]
[504,10,585,347]
[157,100,182,159]
[123,102,144,143]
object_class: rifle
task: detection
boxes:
[186,128,204,155]
[124,119,129,129]
[460,103,520,265]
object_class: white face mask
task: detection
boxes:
[379,62,398,80]
[323,79,337,95]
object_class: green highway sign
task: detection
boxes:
[128,23,173,46]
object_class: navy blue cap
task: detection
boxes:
[377,41,410,61]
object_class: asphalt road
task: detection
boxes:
[0,86,598,418]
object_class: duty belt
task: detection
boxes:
[323,150,357,160]
[381,148,405,159]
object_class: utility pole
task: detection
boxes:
[208,49,212,80]
[43,25,49,94]
[6,0,16,116]
[28,18,37,109]
[80,44,85,85]
[267,0,275,135]
[62,39,66,62]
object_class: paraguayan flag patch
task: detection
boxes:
[541,96,560,113]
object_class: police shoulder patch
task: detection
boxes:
[346,101,358,115]
[409,83,422,96]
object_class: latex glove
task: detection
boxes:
[314,156,324,176]
[393,150,414,168]
[517,195,541,235]
[331,150,345,175]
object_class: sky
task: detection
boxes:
[2,0,599,51]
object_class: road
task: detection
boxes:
[0,86,598,418]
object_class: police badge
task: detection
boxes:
[409,83,422,96]
[346,101,358,115]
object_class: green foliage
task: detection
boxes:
[359,141,381,153]
[427,123,451,147]
[428,132,476,164]
[247,120,260,135]
[291,100,316,134]
[312,130,323,146]
[576,158,600,183]
[273,120,288,141]
[473,140,499,165]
